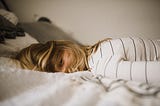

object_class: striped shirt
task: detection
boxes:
[88,37,160,84]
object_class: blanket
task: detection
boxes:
[0,60,160,106]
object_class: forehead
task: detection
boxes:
[52,43,80,60]
[63,49,75,59]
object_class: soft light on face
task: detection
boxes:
[51,49,74,73]
[58,50,73,72]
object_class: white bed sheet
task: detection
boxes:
[0,63,160,106]
[0,32,38,57]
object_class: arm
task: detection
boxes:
[89,37,160,84]
[117,61,160,84]
[92,54,160,84]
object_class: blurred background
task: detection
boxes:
[4,0,160,44]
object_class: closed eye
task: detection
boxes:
[59,59,63,67]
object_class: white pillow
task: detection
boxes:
[0,9,18,25]
[0,33,39,57]
[0,57,21,69]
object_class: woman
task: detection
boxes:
[16,37,160,83]
[16,39,108,73]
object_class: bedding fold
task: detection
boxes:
[0,66,160,106]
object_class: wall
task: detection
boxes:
[5,0,160,44]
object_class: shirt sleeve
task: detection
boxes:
[89,37,160,84]
[116,61,160,84]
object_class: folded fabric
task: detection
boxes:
[0,9,18,25]
[0,15,25,43]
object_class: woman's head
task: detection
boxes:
[16,40,89,73]
[48,40,89,72]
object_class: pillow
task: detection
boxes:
[0,32,39,57]
[0,9,18,25]
[0,57,21,69]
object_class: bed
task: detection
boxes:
[0,8,160,106]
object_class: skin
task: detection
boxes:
[60,50,73,72]
[52,50,73,72]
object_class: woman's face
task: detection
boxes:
[51,50,74,73]
[58,50,73,72]
[49,40,87,73]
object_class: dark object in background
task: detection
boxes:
[0,0,10,11]
[0,15,25,43]
[0,33,5,43]
[37,17,52,24]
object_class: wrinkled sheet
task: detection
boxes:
[0,66,160,106]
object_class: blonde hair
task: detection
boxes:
[16,38,111,73]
